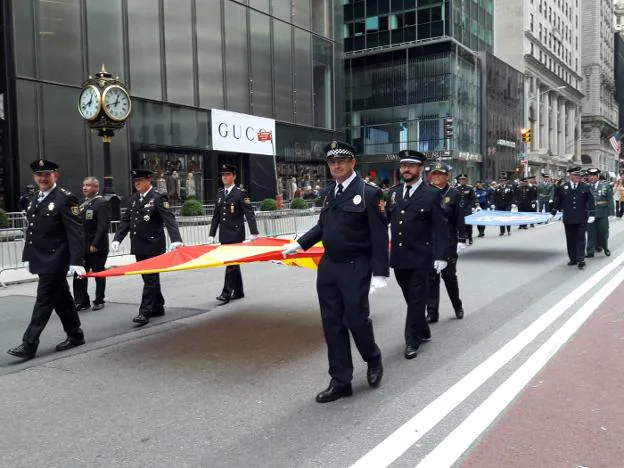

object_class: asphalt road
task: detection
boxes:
[1,218,623,468]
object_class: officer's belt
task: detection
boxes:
[595,201,608,205]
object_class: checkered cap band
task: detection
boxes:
[326,148,355,158]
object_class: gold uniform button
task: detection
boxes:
[399,221,403,224]
[401,210,405,214]
[399,243,403,246]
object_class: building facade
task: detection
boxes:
[495,0,584,179]
[579,0,619,175]
[343,0,494,184]
[0,0,343,210]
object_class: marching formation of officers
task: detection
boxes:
[7,149,616,405]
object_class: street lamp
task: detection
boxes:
[77,64,132,221]
[528,85,566,102]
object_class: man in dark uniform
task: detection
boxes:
[18,184,36,211]
[426,162,467,323]
[586,167,613,257]
[73,176,110,311]
[551,167,595,269]
[282,141,388,403]
[537,174,555,213]
[456,175,479,244]
[474,181,489,237]
[112,169,184,325]
[209,164,259,304]
[386,151,447,359]
[491,172,517,235]
[7,160,86,360]
[515,177,538,229]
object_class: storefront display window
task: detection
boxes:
[137,151,204,204]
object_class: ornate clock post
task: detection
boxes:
[77,64,132,221]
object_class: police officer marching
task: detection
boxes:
[537,174,554,213]
[455,175,479,244]
[282,141,388,403]
[515,176,538,229]
[8,159,86,360]
[491,172,517,236]
[586,168,614,257]
[73,176,111,311]
[209,164,259,304]
[112,169,184,325]
[426,162,467,323]
[551,167,595,269]
[386,151,447,359]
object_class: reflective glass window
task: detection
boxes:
[273,20,294,122]
[312,36,333,129]
[224,1,250,113]
[164,0,195,105]
[128,0,163,100]
[294,29,313,125]
[196,0,224,109]
[292,0,311,29]
[86,0,124,79]
[249,11,273,117]
[13,0,35,77]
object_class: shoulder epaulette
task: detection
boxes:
[60,188,72,196]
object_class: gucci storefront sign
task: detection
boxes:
[211,109,276,156]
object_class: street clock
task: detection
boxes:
[102,85,131,122]
[78,64,131,130]
[77,84,102,121]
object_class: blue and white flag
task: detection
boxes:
[464,210,553,226]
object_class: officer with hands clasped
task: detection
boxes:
[112,169,184,325]
[8,159,87,360]
[492,172,517,236]
[551,166,595,269]
[585,168,613,258]
[386,151,447,359]
[426,162,467,323]
[455,174,479,244]
[208,164,259,305]
[282,141,388,403]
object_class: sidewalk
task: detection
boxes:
[462,282,624,467]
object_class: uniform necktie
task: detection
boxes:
[36,192,45,204]
[336,184,344,197]
[225,189,229,197]
[405,185,412,200]
[572,183,576,190]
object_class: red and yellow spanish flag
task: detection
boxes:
[87,237,322,278]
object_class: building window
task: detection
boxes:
[530,13,534,31]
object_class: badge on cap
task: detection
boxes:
[39,160,44,167]
[330,141,337,149]
[353,195,362,205]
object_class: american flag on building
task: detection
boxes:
[609,129,623,154]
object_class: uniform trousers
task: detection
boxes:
[73,252,107,306]
[394,268,430,345]
[587,217,609,254]
[136,254,165,316]
[23,271,82,346]
[427,256,462,317]
[538,197,552,213]
[564,223,587,263]
[465,223,474,241]
[316,256,381,389]
[221,265,244,298]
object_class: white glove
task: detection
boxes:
[587,216,595,224]
[511,204,518,212]
[249,234,259,241]
[475,206,482,212]
[281,242,302,257]
[434,260,448,274]
[169,241,184,251]
[111,241,120,252]
[207,236,215,244]
[23,261,30,274]
[69,265,87,277]
[490,205,496,210]
[456,243,467,254]
[549,199,553,203]
[368,276,388,295]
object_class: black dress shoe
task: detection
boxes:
[216,295,230,304]
[468,238,473,245]
[366,362,383,388]
[404,345,419,360]
[596,247,603,253]
[586,253,594,258]
[499,232,505,236]
[132,313,149,326]
[7,343,36,360]
[567,260,578,266]
[75,304,91,312]
[91,303,105,311]
[455,307,464,319]
[230,294,245,300]
[426,312,439,323]
[151,309,165,317]
[315,385,353,403]
[55,335,85,352]
[578,261,586,269]
[605,249,611,256]
[478,233,485,237]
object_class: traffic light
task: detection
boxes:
[444,117,454,139]
[521,128,532,143]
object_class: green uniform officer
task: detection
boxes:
[586,168,614,257]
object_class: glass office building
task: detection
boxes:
[0,0,343,210]
[343,0,493,183]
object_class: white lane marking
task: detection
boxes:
[350,252,624,468]
[417,259,624,468]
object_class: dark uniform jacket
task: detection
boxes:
[456,184,478,215]
[209,186,259,244]
[79,196,110,253]
[114,188,182,257]
[552,181,595,224]
[515,184,538,211]
[386,182,447,270]
[298,175,389,277]
[589,180,614,218]
[492,183,516,210]
[537,182,555,200]
[22,186,84,275]
[437,185,467,256]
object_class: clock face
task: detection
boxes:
[78,85,101,120]
[102,85,131,121]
